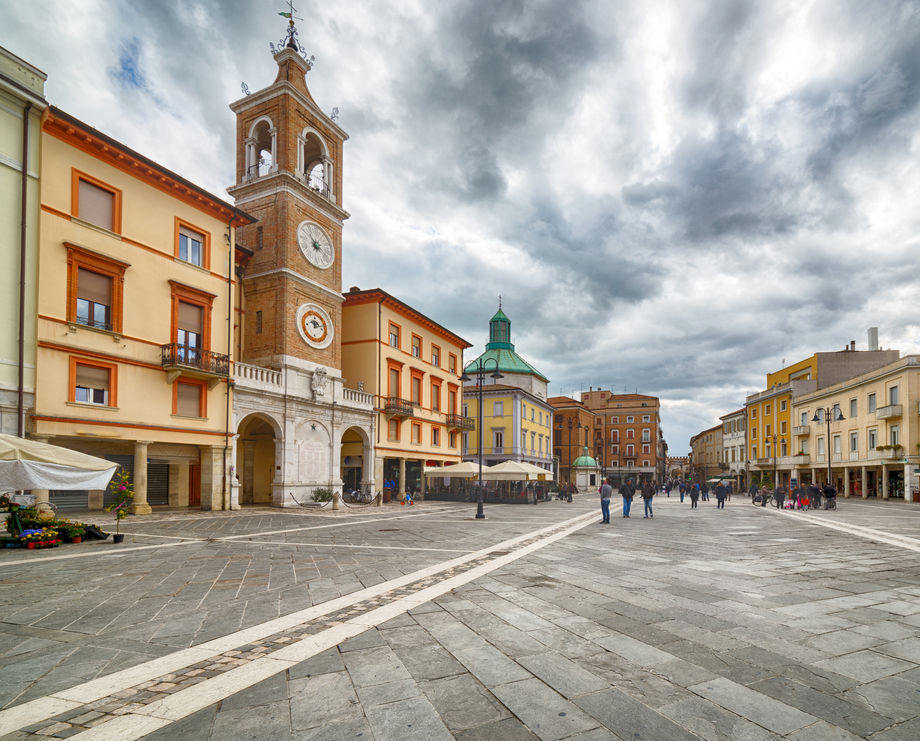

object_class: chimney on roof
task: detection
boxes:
[868,327,879,351]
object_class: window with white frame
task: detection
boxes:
[868,393,877,413]
[890,385,899,406]
[817,437,825,456]
[800,411,808,426]
[890,424,900,446]
[833,435,841,455]
[868,428,877,449]
[849,431,858,452]
[493,429,503,450]
[626,416,634,423]
[849,398,857,417]
[493,401,503,416]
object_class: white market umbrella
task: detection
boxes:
[518,462,551,480]
[0,434,117,491]
[423,461,493,478]
[485,460,541,480]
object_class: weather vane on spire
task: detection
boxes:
[498,294,502,311]
[269,0,316,68]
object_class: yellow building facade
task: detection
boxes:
[341,287,471,498]
[746,346,900,486]
[33,107,252,512]
[462,308,554,473]
[0,46,46,435]
[792,355,920,500]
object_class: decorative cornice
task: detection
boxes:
[42,107,254,226]
[243,267,344,303]
[227,173,349,223]
[229,80,348,141]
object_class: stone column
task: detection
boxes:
[843,466,850,497]
[168,461,189,508]
[811,467,818,486]
[29,435,51,515]
[419,467,426,501]
[129,441,152,514]
[398,457,406,501]
[881,464,889,499]
[241,439,256,505]
[861,466,868,499]
[199,445,227,511]
[905,461,914,504]
[228,436,240,511]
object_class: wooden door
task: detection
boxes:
[188,464,201,507]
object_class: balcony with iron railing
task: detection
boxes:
[303,171,332,200]
[446,413,475,431]
[384,396,415,418]
[161,343,230,386]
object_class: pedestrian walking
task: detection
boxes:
[822,482,837,510]
[642,480,655,518]
[621,478,635,518]
[807,482,821,510]
[715,482,727,509]
[701,482,710,502]
[679,482,685,503]
[599,477,612,524]
[689,484,699,509]
[749,482,758,499]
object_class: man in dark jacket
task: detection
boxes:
[807,482,821,509]
[641,480,655,518]
[822,482,837,509]
[715,483,727,509]
[621,478,635,518]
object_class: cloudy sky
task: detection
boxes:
[4,0,920,453]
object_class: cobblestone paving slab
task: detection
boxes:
[5,497,920,738]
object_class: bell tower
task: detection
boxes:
[228,15,348,372]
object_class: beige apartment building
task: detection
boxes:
[791,355,920,501]
[33,106,253,512]
[690,423,723,482]
[342,287,472,498]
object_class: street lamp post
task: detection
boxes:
[460,358,503,519]
[812,406,844,487]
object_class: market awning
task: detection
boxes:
[487,460,545,481]
[0,434,117,491]
[423,461,493,478]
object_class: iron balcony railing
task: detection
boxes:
[384,396,415,417]
[160,343,230,376]
[446,413,475,431]
[305,171,331,198]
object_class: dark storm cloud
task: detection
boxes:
[7,0,920,453]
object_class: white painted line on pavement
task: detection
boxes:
[0,505,468,567]
[762,507,920,553]
[75,508,604,740]
[221,539,473,553]
[0,508,598,736]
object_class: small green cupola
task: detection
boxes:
[572,447,598,468]
[487,308,513,349]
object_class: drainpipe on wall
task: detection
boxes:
[223,218,233,510]
[17,102,32,438]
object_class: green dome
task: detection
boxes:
[464,304,548,381]
[572,447,598,468]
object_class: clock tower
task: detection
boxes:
[228,20,348,371]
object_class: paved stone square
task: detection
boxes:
[3,495,920,739]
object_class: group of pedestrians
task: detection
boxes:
[751,481,837,510]
[598,477,657,523]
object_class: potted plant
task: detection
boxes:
[60,523,86,543]
[19,528,61,549]
[105,468,134,543]
[0,494,19,512]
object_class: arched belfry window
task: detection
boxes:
[244,117,277,181]
[297,127,333,201]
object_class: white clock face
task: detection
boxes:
[295,303,334,349]
[297,221,334,269]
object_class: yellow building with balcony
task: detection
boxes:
[462,307,553,474]
[746,343,899,487]
[33,107,253,512]
[341,287,472,499]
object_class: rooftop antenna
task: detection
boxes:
[498,294,502,311]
